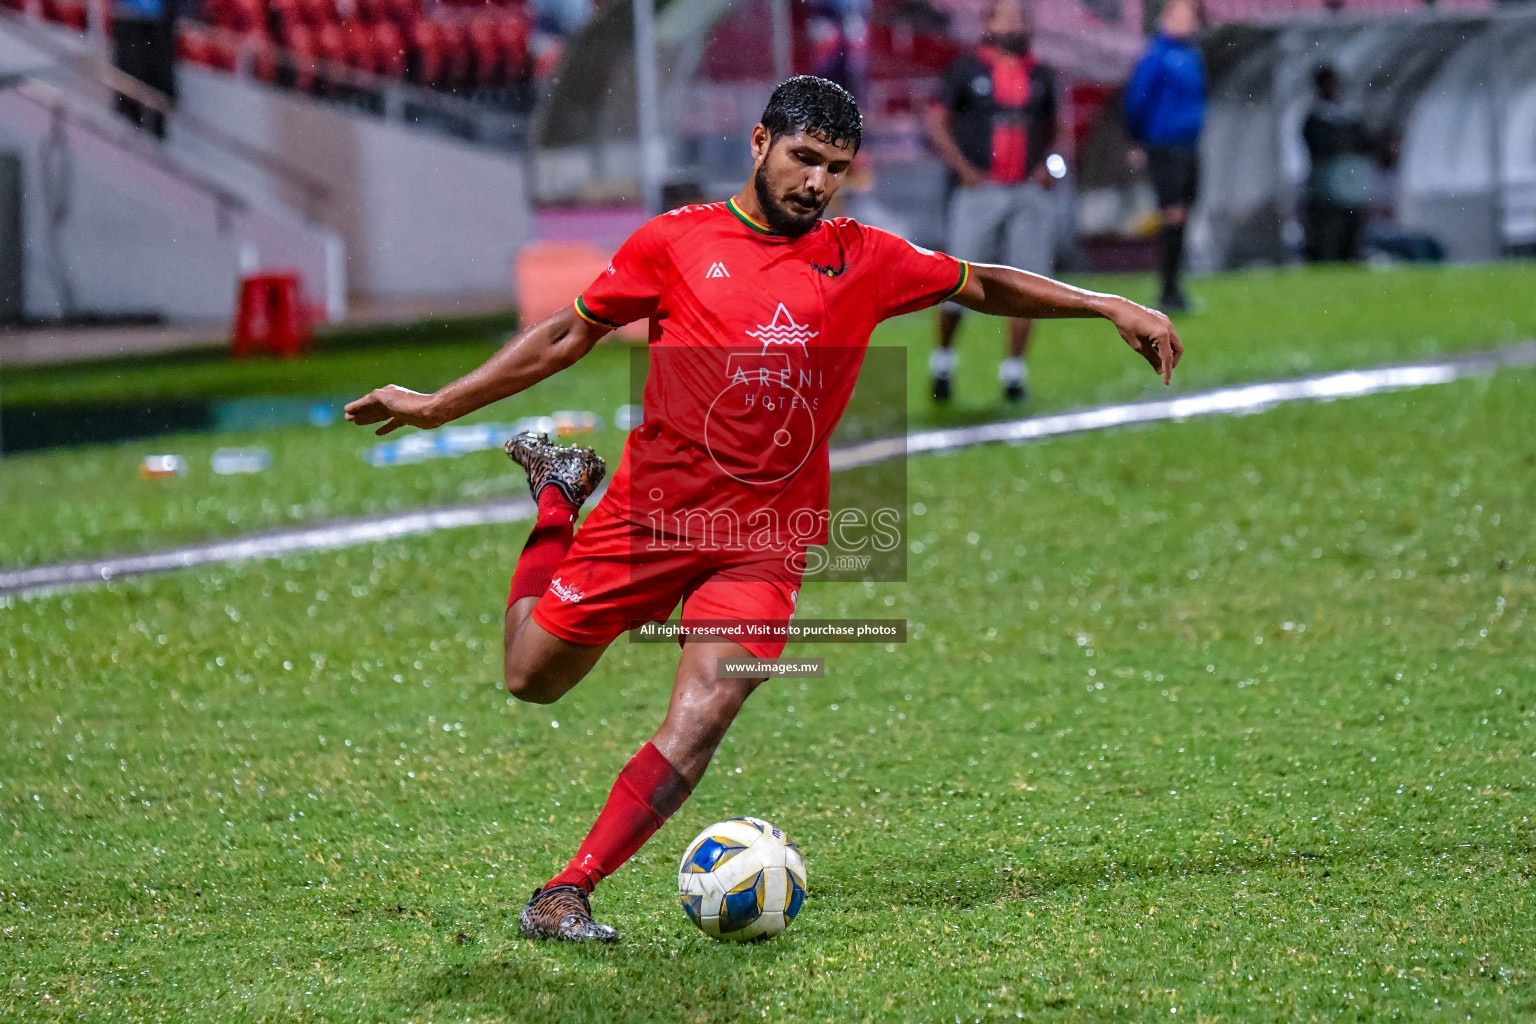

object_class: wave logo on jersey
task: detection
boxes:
[746,303,818,353]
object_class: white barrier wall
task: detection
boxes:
[173,68,533,300]
[0,19,343,322]
[0,89,342,322]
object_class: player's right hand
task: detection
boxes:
[1104,298,1183,385]
[344,385,445,435]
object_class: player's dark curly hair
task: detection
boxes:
[760,76,863,154]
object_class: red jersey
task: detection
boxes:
[574,198,969,550]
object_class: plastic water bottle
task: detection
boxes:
[614,404,644,430]
[139,454,187,479]
[211,447,273,475]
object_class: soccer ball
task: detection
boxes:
[677,816,806,941]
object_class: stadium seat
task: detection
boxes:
[342,18,374,70]
[383,0,420,25]
[314,20,348,68]
[438,20,470,89]
[245,31,279,80]
[467,16,501,87]
[177,23,218,66]
[299,0,334,28]
[45,0,87,30]
[269,0,303,29]
[283,22,320,89]
[171,0,528,93]
[409,17,445,87]
[219,0,265,33]
[371,19,407,77]
[496,12,529,79]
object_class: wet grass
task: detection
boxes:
[2,263,1533,570]
[3,367,1534,1021]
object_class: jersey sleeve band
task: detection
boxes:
[938,260,971,304]
[573,295,623,330]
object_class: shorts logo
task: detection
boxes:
[549,576,585,603]
[746,303,818,353]
[706,261,730,279]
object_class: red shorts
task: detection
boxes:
[527,499,802,659]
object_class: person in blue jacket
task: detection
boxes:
[1124,0,1205,313]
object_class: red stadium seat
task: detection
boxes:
[341,18,374,70]
[467,16,501,86]
[46,0,87,30]
[210,0,264,32]
[202,0,235,29]
[252,31,281,80]
[177,23,218,66]
[269,0,303,28]
[283,22,320,89]
[409,17,445,86]
[314,20,348,67]
[204,28,240,70]
[495,11,528,80]
[437,20,469,88]
[382,0,418,24]
[299,0,334,28]
[371,19,407,77]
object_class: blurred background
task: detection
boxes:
[0,0,1532,538]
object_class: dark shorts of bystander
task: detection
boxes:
[1147,145,1200,210]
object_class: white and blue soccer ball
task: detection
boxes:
[678,816,806,941]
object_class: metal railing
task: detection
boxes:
[0,7,332,219]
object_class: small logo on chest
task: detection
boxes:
[705,261,730,279]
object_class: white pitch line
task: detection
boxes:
[0,498,535,596]
[5,345,1534,598]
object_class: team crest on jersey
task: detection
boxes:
[549,577,585,603]
[706,261,730,279]
[746,303,818,353]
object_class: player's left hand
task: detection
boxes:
[1105,297,1183,385]
[344,385,445,435]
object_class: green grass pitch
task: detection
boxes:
[3,263,1534,569]
[2,265,1535,1021]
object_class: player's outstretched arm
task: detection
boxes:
[344,306,611,435]
[952,263,1184,384]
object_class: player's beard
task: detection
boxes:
[753,163,827,238]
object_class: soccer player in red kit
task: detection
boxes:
[345,76,1182,942]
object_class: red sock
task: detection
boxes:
[508,486,578,607]
[545,742,692,893]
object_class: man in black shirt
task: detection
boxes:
[1302,65,1373,263]
[926,0,1058,403]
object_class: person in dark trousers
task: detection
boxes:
[1301,64,1373,263]
[1123,0,1205,313]
[926,0,1059,403]
[112,0,177,137]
